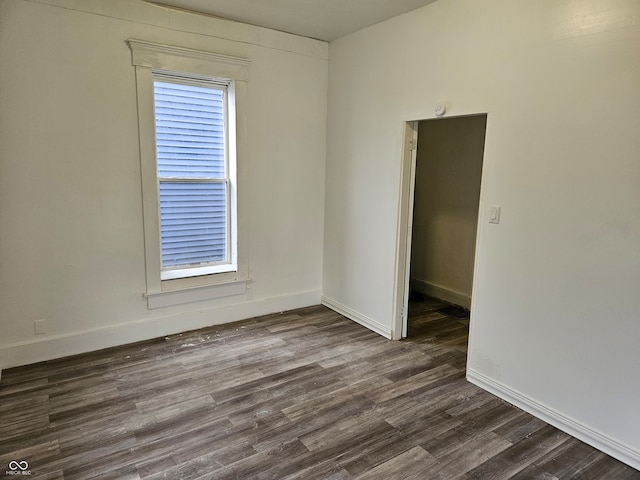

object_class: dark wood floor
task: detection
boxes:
[1,298,638,479]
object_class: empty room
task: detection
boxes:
[1,0,639,478]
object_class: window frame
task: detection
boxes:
[128,40,249,306]
[153,73,234,280]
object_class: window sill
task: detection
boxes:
[145,279,247,309]
[161,264,237,281]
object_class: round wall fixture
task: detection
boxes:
[435,103,447,117]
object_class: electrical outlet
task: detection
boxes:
[34,319,47,335]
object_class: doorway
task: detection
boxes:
[394,114,487,339]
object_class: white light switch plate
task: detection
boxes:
[489,206,501,224]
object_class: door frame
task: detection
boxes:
[392,121,419,340]
[393,114,488,339]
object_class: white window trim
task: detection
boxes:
[128,39,250,306]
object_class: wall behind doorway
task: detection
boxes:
[410,115,486,309]
[324,0,640,467]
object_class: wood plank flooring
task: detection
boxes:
[1,298,638,479]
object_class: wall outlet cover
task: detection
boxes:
[34,319,47,335]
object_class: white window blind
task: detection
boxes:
[153,75,230,271]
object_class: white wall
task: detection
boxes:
[324,0,640,468]
[410,116,485,309]
[0,0,327,368]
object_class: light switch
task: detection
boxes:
[489,206,501,224]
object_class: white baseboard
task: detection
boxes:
[0,290,321,370]
[411,278,471,309]
[467,368,640,471]
[321,295,392,339]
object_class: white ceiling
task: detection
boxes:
[148,0,438,42]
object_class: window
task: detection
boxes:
[153,73,235,280]
[128,40,249,307]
